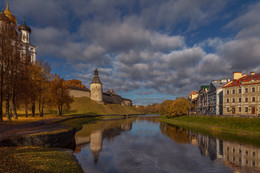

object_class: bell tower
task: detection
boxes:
[18,18,31,44]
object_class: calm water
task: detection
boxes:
[74,116,260,173]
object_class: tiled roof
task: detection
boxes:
[223,74,260,88]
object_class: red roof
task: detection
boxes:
[223,74,260,88]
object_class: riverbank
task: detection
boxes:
[159,115,260,146]
[0,146,83,173]
[0,114,134,172]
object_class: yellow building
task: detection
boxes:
[223,72,260,116]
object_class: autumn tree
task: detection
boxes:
[65,79,86,88]
[0,13,22,121]
[160,100,174,116]
[49,74,73,116]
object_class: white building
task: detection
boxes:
[208,79,230,115]
[0,2,36,62]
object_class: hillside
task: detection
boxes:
[65,97,140,115]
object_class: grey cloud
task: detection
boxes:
[220,38,260,71]
[140,0,230,31]
[225,2,260,39]
[12,0,68,27]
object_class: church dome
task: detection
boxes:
[0,12,11,24]
[18,19,31,33]
[4,2,17,25]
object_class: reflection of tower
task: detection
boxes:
[90,69,103,103]
[90,130,103,163]
[121,120,132,130]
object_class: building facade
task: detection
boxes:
[69,69,132,106]
[223,72,260,116]
[188,90,198,114]
[0,2,36,62]
[208,79,230,115]
[197,85,209,114]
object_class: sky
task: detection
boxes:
[3,0,260,105]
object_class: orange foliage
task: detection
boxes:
[65,79,86,88]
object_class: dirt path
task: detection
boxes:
[0,117,67,141]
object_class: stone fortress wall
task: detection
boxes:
[68,69,132,106]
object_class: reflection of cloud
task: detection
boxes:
[75,120,232,173]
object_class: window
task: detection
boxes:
[252,87,255,92]
[239,107,241,112]
[227,99,229,103]
[245,98,248,102]
[233,98,235,103]
[239,88,241,93]
[232,89,235,94]
[239,98,241,102]
[245,88,248,93]
[245,107,248,112]
[227,107,230,112]
[227,90,229,94]
[252,97,256,102]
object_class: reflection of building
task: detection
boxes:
[223,72,260,116]
[90,130,103,163]
[74,119,134,163]
[222,141,260,171]
[189,131,260,172]
[190,132,219,160]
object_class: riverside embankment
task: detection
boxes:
[159,115,260,147]
[0,114,136,172]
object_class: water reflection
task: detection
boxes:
[74,118,135,163]
[74,117,260,173]
[161,123,260,173]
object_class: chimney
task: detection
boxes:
[250,72,255,75]
[233,72,242,80]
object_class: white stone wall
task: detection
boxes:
[68,89,90,98]
[90,83,103,102]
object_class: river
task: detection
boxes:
[73,116,260,173]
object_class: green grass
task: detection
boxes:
[169,116,260,131]
[66,97,140,115]
[159,115,260,147]
[0,146,83,173]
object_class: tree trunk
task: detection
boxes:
[31,97,35,117]
[40,102,44,117]
[0,66,3,122]
[5,99,9,118]
[12,96,17,119]
[25,104,28,117]
[38,98,41,116]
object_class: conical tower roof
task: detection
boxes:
[91,68,102,84]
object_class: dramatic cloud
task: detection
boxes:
[6,0,260,104]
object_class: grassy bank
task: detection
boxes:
[159,115,260,146]
[0,115,132,172]
[0,146,83,173]
[65,97,140,115]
